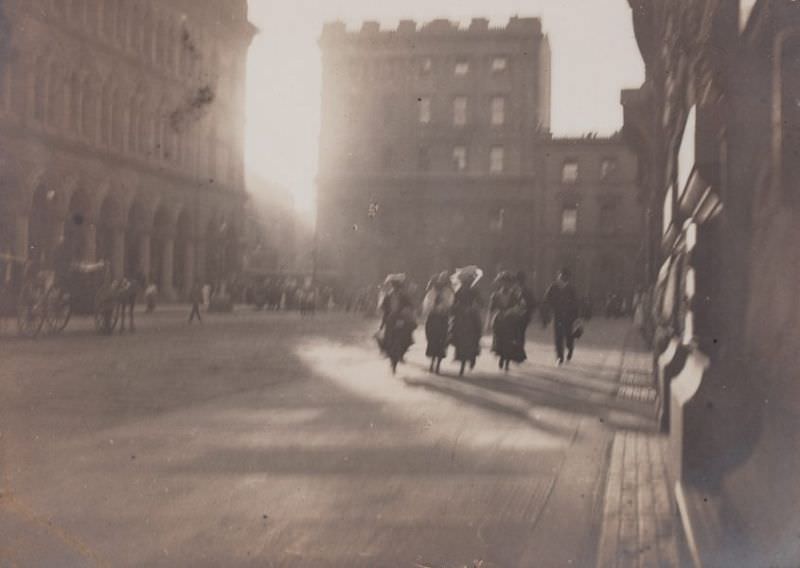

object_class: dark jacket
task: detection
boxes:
[544,282,579,324]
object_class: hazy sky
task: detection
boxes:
[245,0,644,217]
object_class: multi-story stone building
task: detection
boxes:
[316,17,551,292]
[0,0,255,298]
[538,135,643,305]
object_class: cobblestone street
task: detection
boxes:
[0,309,680,567]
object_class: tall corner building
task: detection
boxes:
[316,17,551,292]
[0,0,256,299]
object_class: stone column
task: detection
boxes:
[84,223,97,262]
[139,234,151,281]
[161,236,175,300]
[195,239,207,286]
[15,214,29,260]
[183,240,195,296]
[112,229,125,280]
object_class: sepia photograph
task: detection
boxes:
[0,0,798,566]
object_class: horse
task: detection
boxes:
[114,277,142,333]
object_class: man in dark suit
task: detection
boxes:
[544,268,579,365]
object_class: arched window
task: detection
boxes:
[100,82,112,145]
[46,62,63,128]
[142,8,154,62]
[111,89,125,150]
[68,72,81,133]
[81,77,97,141]
[116,0,128,49]
[155,20,166,67]
[127,97,139,152]
[103,0,116,41]
[128,3,141,54]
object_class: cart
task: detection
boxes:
[41,261,120,336]
[0,254,47,338]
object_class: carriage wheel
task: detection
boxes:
[16,288,46,339]
[45,287,72,335]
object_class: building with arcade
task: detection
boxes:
[0,0,256,299]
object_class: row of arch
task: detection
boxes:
[4,169,243,298]
[36,0,215,81]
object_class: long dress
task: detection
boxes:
[490,287,528,363]
[422,287,453,359]
[379,290,416,364]
[450,286,483,364]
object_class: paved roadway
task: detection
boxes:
[0,308,653,567]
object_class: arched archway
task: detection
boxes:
[28,183,60,264]
[64,187,92,261]
[151,205,172,291]
[125,198,150,280]
[96,192,122,267]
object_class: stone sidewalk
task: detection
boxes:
[596,331,688,568]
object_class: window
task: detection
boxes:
[601,158,617,180]
[418,97,431,124]
[419,57,432,76]
[454,60,469,76]
[561,208,578,235]
[453,96,467,126]
[491,57,507,73]
[490,147,504,174]
[491,96,505,126]
[453,146,467,172]
[417,147,430,171]
[562,160,579,184]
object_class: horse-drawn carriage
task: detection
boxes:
[0,254,132,337]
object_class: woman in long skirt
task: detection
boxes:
[422,271,454,374]
[377,274,416,374]
[450,266,484,376]
[490,271,528,371]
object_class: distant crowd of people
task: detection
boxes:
[243,277,336,314]
[374,266,590,374]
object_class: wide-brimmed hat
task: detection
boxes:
[493,270,516,286]
[452,266,483,287]
[383,273,407,286]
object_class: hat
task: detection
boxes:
[452,266,483,288]
[493,270,516,286]
[383,273,407,286]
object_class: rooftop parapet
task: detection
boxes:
[320,16,543,41]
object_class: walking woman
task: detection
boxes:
[377,273,416,374]
[421,271,454,374]
[450,266,484,376]
[490,271,528,371]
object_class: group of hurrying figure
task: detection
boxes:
[375,266,581,375]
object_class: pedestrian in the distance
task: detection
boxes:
[489,271,528,371]
[516,270,537,345]
[543,268,580,365]
[188,282,203,324]
[450,266,484,376]
[422,271,454,374]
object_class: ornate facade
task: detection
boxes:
[623,1,800,564]
[0,0,255,298]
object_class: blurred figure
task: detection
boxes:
[377,273,416,374]
[450,266,484,376]
[490,271,528,371]
[421,271,454,374]
[188,282,203,324]
[544,268,580,365]
[516,270,537,344]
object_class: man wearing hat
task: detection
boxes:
[543,268,580,365]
